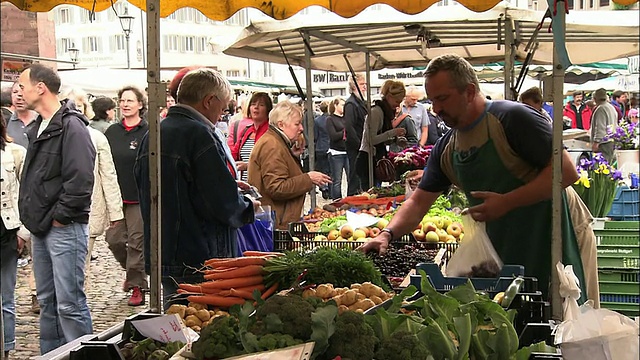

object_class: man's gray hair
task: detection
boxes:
[424,54,480,93]
[348,73,365,94]
[177,68,232,105]
[269,100,303,127]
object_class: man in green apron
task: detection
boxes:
[359,54,594,310]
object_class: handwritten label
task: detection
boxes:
[433,248,447,266]
[131,314,191,344]
[226,343,315,360]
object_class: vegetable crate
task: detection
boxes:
[507,292,551,338]
[409,262,535,293]
[598,268,640,317]
[607,186,639,221]
[594,227,639,269]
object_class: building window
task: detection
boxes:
[224,9,248,26]
[195,11,208,23]
[196,37,208,53]
[567,0,574,9]
[182,36,195,52]
[226,70,241,78]
[322,88,346,97]
[166,12,177,20]
[163,35,179,52]
[56,7,72,24]
[367,4,382,11]
[599,0,609,6]
[177,8,195,22]
[107,2,128,22]
[110,34,126,52]
[57,38,74,54]
[83,36,102,53]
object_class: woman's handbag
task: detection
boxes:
[375,157,396,183]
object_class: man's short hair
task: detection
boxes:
[612,90,624,100]
[594,88,608,102]
[519,87,543,105]
[1,87,12,107]
[91,96,117,120]
[572,90,583,98]
[177,68,232,106]
[424,54,480,93]
[348,73,365,94]
[26,63,61,94]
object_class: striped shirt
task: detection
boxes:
[239,138,255,181]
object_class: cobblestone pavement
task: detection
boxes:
[12,237,144,360]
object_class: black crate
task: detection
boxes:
[69,342,124,360]
[507,292,550,336]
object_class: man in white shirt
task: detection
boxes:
[401,86,429,146]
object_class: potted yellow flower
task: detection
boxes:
[572,153,623,218]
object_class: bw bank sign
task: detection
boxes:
[312,70,427,84]
[313,73,349,83]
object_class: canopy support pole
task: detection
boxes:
[146,0,162,313]
[550,8,566,322]
[303,31,317,210]
[366,53,374,190]
[503,16,516,100]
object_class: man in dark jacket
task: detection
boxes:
[313,100,331,198]
[17,64,95,355]
[135,68,257,310]
[344,73,368,195]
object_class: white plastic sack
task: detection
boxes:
[555,262,639,360]
[445,214,503,277]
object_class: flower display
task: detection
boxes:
[603,120,639,150]
[388,146,433,178]
[572,153,623,217]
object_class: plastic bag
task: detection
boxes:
[555,262,639,360]
[445,214,503,277]
[236,206,274,254]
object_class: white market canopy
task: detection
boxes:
[223,2,640,71]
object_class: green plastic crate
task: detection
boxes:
[598,269,640,295]
[605,221,640,230]
[600,302,640,317]
[597,244,640,258]
[594,229,639,246]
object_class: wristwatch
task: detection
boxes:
[380,228,394,242]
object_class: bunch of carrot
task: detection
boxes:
[178,251,282,308]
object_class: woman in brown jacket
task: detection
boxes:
[248,101,331,230]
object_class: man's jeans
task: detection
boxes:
[32,223,93,354]
[1,228,18,352]
[329,153,349,200]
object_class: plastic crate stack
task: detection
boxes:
[607,185,639,221]
[594,221,640,317]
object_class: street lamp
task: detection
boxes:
[68,45,79,69]
[118,8,134,69]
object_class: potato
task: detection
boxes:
[350,283,362,290]
[355,308,364,314]
[185,307,197,316]
[209,310,217,318]
[201,320,210,328]
[185,315,202,328]
[166,304,187,319]
[335,287,348,295]
[370,295,383,305]
[188,302,207,311]
[338,305,349,315]
[330,294,343,306]
[341,290,358,306]
[302,288,316,299]
[359,299,376,310]
[356,293,366,301]
[191,325,201,332]
[195,309,211,322]
[316,284,333,299]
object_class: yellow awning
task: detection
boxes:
[3,0,638,20]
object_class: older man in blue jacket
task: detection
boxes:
[135,68,257,309]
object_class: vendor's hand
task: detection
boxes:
[236,180,251,191]
[356,234,391,255]
[236,161,248,171]
[308,171,332,187]
[17,235,25,254]
[467,191,511,222]
[394,128,406,137]
[406,169,424,190]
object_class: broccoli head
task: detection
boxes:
[255,295,315,340]
[256,333,303,351]
[322,311,378,360]
[191,316,245,360]
[374,330,430,360]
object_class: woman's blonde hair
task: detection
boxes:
[269,101,303,127]
[63,88,95,119]
[380,80,406,103]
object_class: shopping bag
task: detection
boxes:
[445,213,503,277]
[237,206,274,254]
[554,262,639,360]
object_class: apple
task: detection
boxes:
[421,215,432,224]
[336,236,345,241]
[412,229,426,241]
[425,231,439,242]
[437,229,448,242]
[353,229,367,240]
[370,227,381,237]
[340,225,353,239]
[458,233,464,242]
[357,227,371,237]
[445,234,457,243]
[446,223,462,237]
[327,229,340,241]
[376,218,389,230]
[422,221,437,233]
[442,217,453,229]
[433,216,445,229]
[314,235,328,242]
